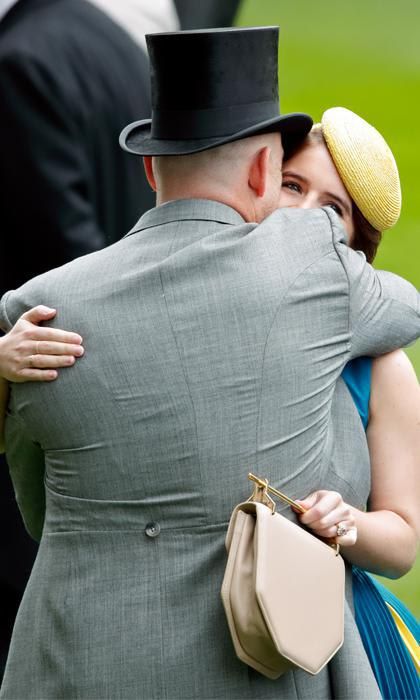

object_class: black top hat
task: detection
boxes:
[120,27,312,156]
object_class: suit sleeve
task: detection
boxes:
[0,286,44,333]
[0,286,50,541]
[326,209,420,358]
[0,290,14,333]
[4,411,46,542]
[0,51,106,294]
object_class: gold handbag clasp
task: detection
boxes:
[247,472,306,514]
[247,474,277,513]
[247,473,340,556]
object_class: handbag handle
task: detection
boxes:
[248,473,306,514]
[248,473,340,555]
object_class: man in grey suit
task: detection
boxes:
[0,27,419,700]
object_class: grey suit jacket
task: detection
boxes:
[1,199,419,699]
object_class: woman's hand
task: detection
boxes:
[293,490,358,546]
[0,306,84,382]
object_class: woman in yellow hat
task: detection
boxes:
[0,107,418,697]
[278,107,419,698]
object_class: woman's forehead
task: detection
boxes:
[284,141,352,203]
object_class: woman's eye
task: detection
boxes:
[326,203,343,217]
[282,181,301,193]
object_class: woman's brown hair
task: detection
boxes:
[350,204,382,263]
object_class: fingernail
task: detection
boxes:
[40,306,56,314]
[75,347,84,356]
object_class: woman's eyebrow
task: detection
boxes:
[282,170,308,184]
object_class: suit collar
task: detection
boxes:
[127,199,245,235]
[0,0,60,30]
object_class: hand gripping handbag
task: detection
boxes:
[221,474,345,680]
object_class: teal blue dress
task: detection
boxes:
[342,358,420,699]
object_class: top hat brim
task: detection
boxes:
[120,113,313,156]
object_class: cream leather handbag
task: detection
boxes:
[221,474,345,680]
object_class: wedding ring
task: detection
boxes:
[336,523,348,537]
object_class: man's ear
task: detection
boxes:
[143,156,157,192]
[248,147,271,198]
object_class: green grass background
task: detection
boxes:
[235,0,419,615]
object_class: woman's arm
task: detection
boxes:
[0,305,84,453]
[296,350,420,578]
[347,350,419,577]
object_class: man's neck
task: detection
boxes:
[156,191,256,223]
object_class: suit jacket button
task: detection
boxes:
[145,522,160,538]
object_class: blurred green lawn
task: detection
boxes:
[236,0,419,615]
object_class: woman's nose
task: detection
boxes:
[299,195,318,209]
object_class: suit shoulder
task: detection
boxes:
[0,239,128,328]
[263,205,345,237]
[252,206,348,264]
[29,237,128,287]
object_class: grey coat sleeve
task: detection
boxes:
[326,209,420,358]
[0,288,47,541]
[0,290,14,332]
[0,287,38,333]
[5,411,45,542]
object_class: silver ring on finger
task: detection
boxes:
[336,523,349,537]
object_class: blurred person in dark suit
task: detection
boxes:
[0,0,155,295]
[0,0,177,674]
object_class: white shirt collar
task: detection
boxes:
[0,0,179,46]
[0,0,19,22]
[86,0,179,52]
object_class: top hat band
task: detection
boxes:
[151,100,280,140]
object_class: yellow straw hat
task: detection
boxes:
[321,107,401,231]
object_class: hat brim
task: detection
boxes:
[119,113,313,156]
[321,107,401,231]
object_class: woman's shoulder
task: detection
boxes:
[372,350,417,387]
[370,350,419,418]
[342,351,419,426]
